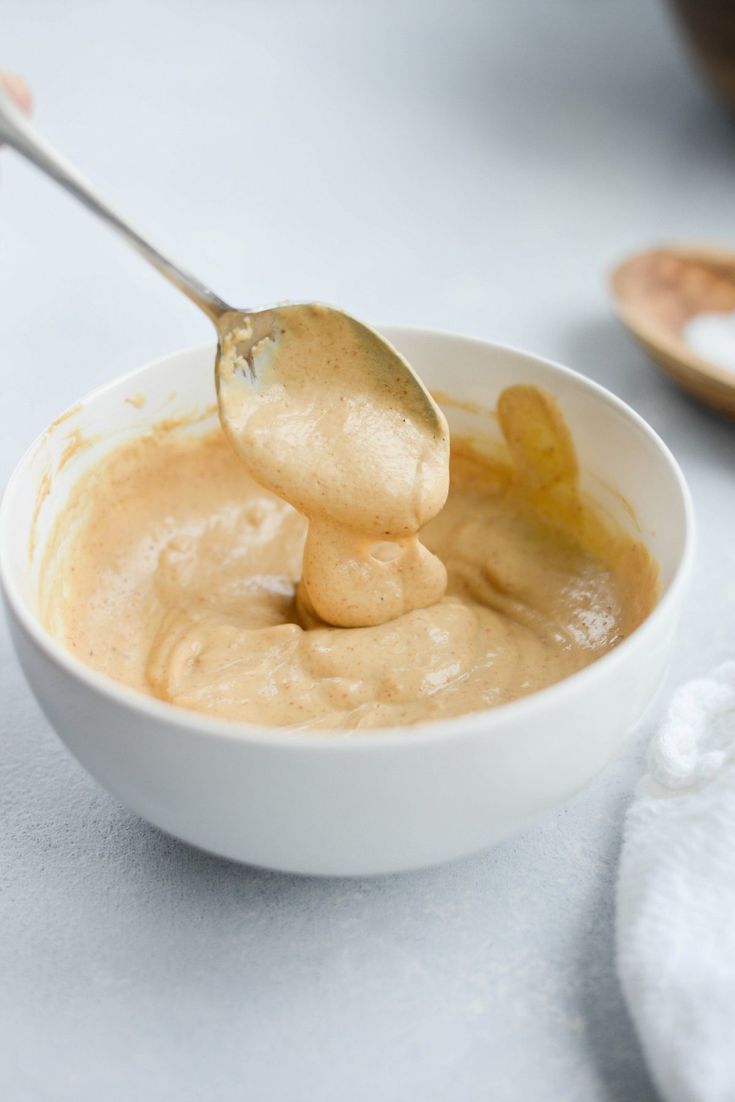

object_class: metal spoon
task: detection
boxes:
[0,83,445,436]
[611,244,735,417]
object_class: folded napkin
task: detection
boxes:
[617,661,735,1102]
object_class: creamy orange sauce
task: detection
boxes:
[41,385,658,730]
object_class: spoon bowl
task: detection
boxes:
[215,304,442,424]
[215,302,448,521]
[611,244,735,416]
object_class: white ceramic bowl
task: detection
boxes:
[0,328,694,876]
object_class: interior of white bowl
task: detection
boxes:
[0,327,693,722]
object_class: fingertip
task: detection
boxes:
[0,72,32,115]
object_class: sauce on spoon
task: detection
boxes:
[217,304,449,627]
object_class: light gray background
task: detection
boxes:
[1,1,733,1099]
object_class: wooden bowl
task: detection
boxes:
[611,245,735,417]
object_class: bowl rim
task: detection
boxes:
[0,325,696,751]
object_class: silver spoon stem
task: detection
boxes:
[0,84,229,324]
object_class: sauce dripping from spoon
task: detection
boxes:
[217,304,450,628]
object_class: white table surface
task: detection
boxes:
[1,1,733,1099]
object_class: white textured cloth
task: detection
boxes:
[617,661,735,1102]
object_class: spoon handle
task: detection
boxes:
[0,83,228,324]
